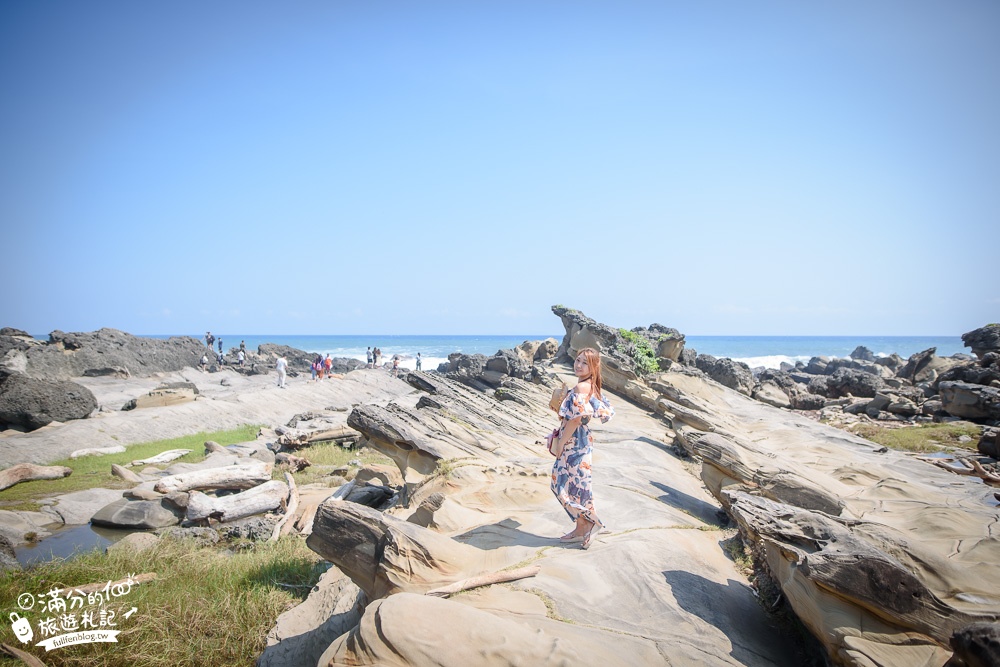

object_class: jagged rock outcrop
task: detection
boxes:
[939,382,1000,420]
[695,354,754,396]
[963,324,1000,360]
[0,370,98,430]
[897,347,964,384]
[551,305,684,378]
[0,328,206,381]
[347,370,552,502]
[255,344,362,374]
[437,346,553,392]
[825,367,885,398]
[850,345,875,361]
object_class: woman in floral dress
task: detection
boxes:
[550,347,614,549]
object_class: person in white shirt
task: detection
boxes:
[275,355,288,388]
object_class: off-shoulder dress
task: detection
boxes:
[550,389,614,528]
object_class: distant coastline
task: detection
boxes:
[29,332,970,371]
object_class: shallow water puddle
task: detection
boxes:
[15,523,132,566]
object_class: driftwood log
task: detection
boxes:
[0,642,48,667]
[154,460,272,493]
[925,456,1000,487]
[0,463,72,491]
[203,440,228,454]
[110,463,143,483]
[270,472,299,541]
[275,452,311,471]
[425,566,540,597]
[69,445,126,459]
[131,449,191,466]
[186,480,288,523]
[276,425,360,449]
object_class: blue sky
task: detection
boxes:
[2,1,997,336]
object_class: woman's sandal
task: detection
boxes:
[559,532,585,543]
[582,523,603,550]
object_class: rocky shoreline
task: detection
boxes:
[1,311,999,666]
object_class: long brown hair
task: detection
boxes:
[577,347,603,401]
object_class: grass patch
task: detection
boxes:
[0,425,262,511]
[0,535,323,667]
[848,421,981,453]
[720,535,753,576]
[280,443,394,486]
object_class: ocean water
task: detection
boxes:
[684,335,968,370]
[185,333,969,371]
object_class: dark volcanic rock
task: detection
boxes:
[897,348,937,383]
[790,393,826,411]
[0,329,40,363]
[0,372,98,430]
[805,357,830,375]
[825,357,884,377]
[934,361,1000,392]
[826,368,885,399]
[257,344,315,372]
[875,353,905,373]
[755,368,797,391]
[978,427,999,459]
[950,622,1000,667]
[850,346,875,362]
[2,328,206,381]
[962,324,1000,360]
[485,349,533,379]
[694,355,754,396]
[0,533,20,573]
[939,382,1000,421]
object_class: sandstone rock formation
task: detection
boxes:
[257,323,806,665]
[267,307,1000,667]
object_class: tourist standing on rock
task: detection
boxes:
[549,347,614,550]
[374,347,381,368]
[205,331,214,348]
[218,338,223,353]
[237,349,245,367]
[275,355,288,388]
[200,354,208,371]
[416,352,422,371]
[392,355,399,377]
[324,354,332,378]
[366,347,373,368]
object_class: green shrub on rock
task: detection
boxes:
[617,329,660,377]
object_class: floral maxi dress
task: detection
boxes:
[551,389,614,528]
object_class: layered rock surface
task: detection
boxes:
[288,366,804,666]
[277,311,1000,667]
